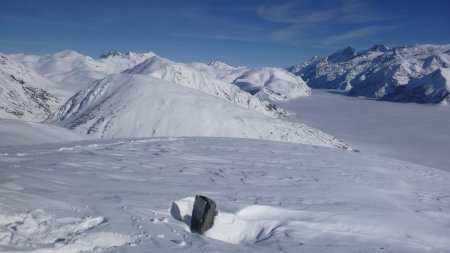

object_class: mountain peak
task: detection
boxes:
[100,50,124,59]
[209,60,232,68]
[368,44,389,52]
[328,46,357,63]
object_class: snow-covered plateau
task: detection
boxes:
[1,138,450,253]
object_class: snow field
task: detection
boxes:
[1,137,449,252]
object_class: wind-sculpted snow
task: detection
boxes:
[0,53,61,121]
[1,137,450,252]
[232,68,311,101]
[47,74,350,149]
[289,44,450,104]
[123,56,286,117]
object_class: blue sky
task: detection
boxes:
[1,0,449,67]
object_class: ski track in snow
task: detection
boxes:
[0,137,450,252]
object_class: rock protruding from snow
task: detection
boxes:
[232,68,311,101]
[124,56,286,117]
[47,74,350,149]
[288,44,450,103]
[190,195,217,234]
[100,50,124,59]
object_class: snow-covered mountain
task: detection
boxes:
[12,50,294,117]
[190,61,311,101]
[123,56,286,117]
[189,60,249,83]
[0,53,62,121]
[288,44,450,104]
[232,68,311,101]
[47,74,350,149]
[10,50,156,94]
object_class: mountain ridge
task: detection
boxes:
[288,43,450,104]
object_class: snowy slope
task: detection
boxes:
[0,53,62,121]
[47,74,349,149]
[0,137,449,252]
[124,56,286,117]
[288,44,450,103]
[232,68,311,101]
[0,118,89,146]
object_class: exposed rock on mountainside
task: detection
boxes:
[0,54,60,121]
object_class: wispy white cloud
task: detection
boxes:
[323,25,398,44]
[257,0,390,25]
[172,33,261,43]
[256,0,399,45]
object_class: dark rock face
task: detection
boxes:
[190,195,217,234]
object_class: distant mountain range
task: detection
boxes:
[1,49,350,149]
[1,43,448,148]
[288,44,450,104]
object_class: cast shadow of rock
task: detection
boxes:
[170,197,195,227]
[170,201,192,226]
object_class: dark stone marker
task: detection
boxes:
[190,195,217,234]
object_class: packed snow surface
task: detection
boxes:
[47,74,349,149]
[279,89,450,171]
[0,119,89,146]
[1,137,449,252]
